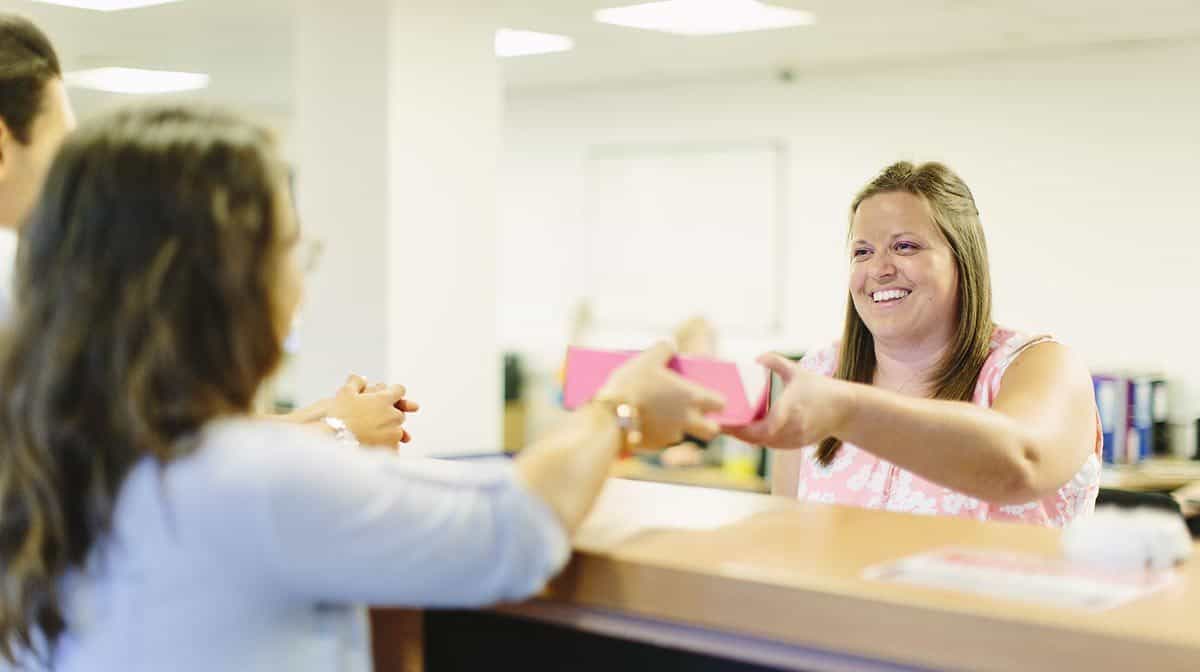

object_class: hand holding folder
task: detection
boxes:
[563,346,772,427]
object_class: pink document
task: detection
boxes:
[563,347,772,427]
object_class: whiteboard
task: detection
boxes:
[578,142,784,334]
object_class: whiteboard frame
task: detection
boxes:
[579,139,788,338]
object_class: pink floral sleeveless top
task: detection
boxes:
[790,327,1101,527]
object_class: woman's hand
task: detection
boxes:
[280,398,331,424]
[326,374,419,447]
[725,353,855,450]
[597,342,726,451]
[513,343,723,534]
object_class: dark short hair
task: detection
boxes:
[0,13,62,143]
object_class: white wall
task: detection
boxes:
[292,2,390,399]
[499,40,1200,434]
[292,1,502,455]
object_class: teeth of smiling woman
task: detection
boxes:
[872,289,910,303]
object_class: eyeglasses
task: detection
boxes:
[294,237,324,275]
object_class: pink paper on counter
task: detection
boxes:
[562,346,772,427]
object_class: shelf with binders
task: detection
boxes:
[1092,372,1179,465]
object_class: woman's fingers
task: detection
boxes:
[684,409,721,441]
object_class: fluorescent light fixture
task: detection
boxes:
[495,28,574,58]
[65,67,209,94]
[32,0,181,11]
[595,0,815,36]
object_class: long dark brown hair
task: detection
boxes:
[0,105,290,663]
[816,161,994,466]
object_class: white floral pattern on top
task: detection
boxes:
[788,327,1101,527]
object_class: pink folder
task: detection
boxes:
[563,346,772,427]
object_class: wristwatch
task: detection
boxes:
[323,416,360,447]
[592,397,643,456]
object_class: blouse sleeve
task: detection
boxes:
[250,425,570,608]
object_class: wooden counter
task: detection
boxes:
[1102,457,1200,492]
[610,456,769,492]
[374,478,1200,672]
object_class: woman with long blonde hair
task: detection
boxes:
[731,161,1100,526]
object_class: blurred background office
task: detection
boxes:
[21,0,1200,484]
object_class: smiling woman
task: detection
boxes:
[729,161,1102,527]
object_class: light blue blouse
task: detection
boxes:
[27,418,568,671]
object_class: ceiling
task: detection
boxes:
[12,0,1200,113]
[499,0,1200,91]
